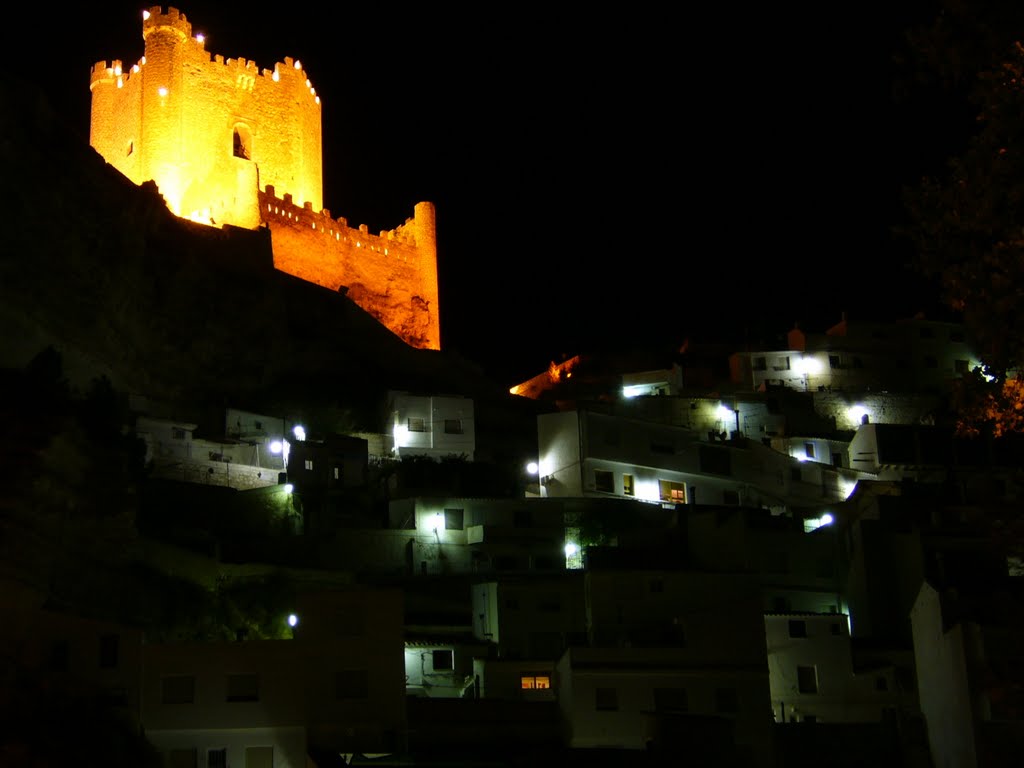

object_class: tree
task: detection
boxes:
[899,7,1024,433]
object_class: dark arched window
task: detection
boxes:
[233,124,252,160]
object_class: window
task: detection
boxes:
[521,674,551,690]
[715,687,738,714]
[245,747,273,768]
[828,355,842,369]
[659,480,686,503]
[232,125,252,159]
[804,442,816,459]
[304,459,313,471]
[623,474,634,496]
[831,452,842,467]
[505,597,520,610]
[336,669,369,699]
[167,749,197,768]
[653,687,688,713]
[722,489,740,505]
[98,634,119,669]
[790,467,801,481]
[797,665,818,694]
[432,649,454,671]
[595,469,614,493]
[161,675,195,704]
[649,578,664,594]
[172,428,186,440]
[595,687,618,711]
[126,140,134,157]
[830,622,841,636]
[226,673,259,702]
[773,356,791,371]
[207,749,227,768]
[333,466,341,482]
[407,417,426,432]
[752,356,767,371]
[876,676,888,692]
[955,359,969,374]
[443,418,463,434]
[788,619,807,638]
[444,508,464,530]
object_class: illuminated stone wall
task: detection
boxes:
[89,6,440,351]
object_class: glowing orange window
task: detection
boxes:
[520,675,551,690]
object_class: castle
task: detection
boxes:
[88,6,441,351]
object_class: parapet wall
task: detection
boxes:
[261,187,440,350]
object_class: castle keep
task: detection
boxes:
[89,6,440,350]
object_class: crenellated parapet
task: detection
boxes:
[260,187,440,350]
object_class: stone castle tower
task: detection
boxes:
[89,6,440,350]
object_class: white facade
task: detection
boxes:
[389,391,475,460]
[537,408,857,516]
[765,613,909,724]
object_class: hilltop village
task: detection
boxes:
[1,7,1023,768]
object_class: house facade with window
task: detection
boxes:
[389,391,475,460]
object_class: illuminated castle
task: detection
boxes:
[88,6,440,350]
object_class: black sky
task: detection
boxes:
[22,3,959,384]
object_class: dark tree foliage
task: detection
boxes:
[899,3,1024,433]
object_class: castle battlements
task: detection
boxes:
[90,7,439,351]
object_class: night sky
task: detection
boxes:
[21,3,959,384]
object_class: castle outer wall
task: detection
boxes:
[89,7,439,350]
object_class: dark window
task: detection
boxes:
[207,748,227,768]
[722,489,740,505]
[98,634,119,669]
[955,359,969,374]
[505,596,521,610]
[788,620,807,638]
[594,469,614,493]
[797,665,818,693]
[407,417,426,432]
[791,467,801,481]
[649,578,664,594]
[828,355,842,369]
[336,669,369,699]
[443,418,463,434]
[830,623,841,636]
[172,428,186,440]
[595,687,618,711]
[752,356,767,371]
[876,676,888,691]
[225,673,259,702]
[432,650,454,671]
[161,675,195,704]
[715,687,738,714]
[232,126,251,159]
[444,508,464,530]
[831,452,842,467]
[804,442,816,459]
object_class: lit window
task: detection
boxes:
[521,674,551,690]
[304,459,313,471]
[659,480,686,503]
[623,474,634,496]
